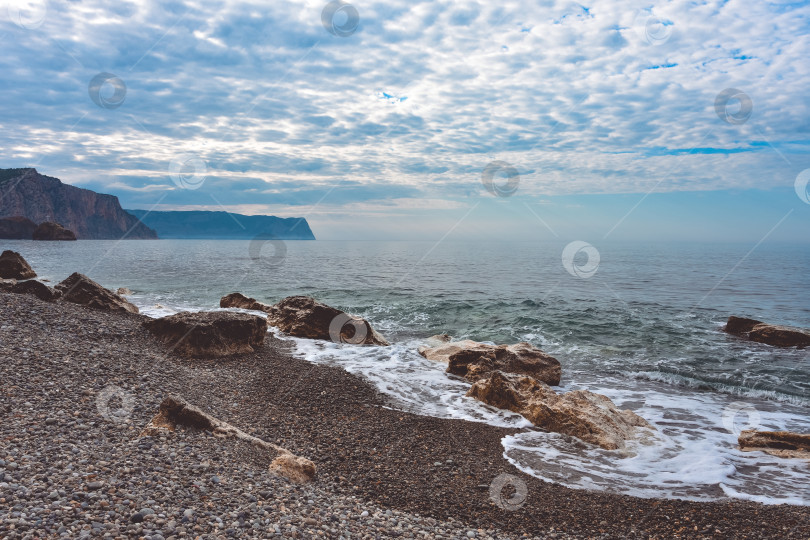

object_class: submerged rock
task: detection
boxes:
[738,429,810,459]
[56,272,139,313]
[467,371,654,450]
[0,250,36,280]
[222,293,390,346]
[143,311,267,358]
[724,316,810,348]
[419,336,561,386]
[142,395,316,483]
[32,221,77,241]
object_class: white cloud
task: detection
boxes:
[0,0,807,210]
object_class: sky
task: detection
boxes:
[1,0,809,242]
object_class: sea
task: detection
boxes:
[8,239,810,505]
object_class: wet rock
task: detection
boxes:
[724,316,810,348]
[738,429,810,459]
[55,272,139,313]
[264,295,389,346]
[0,250,36,279]
[32,221,77,241]
[467,371,654,450]
[421,337,561,386]
[143,311,267,358]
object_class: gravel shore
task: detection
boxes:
[1,292,808,539]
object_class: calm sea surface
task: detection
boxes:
[6,239,810,504]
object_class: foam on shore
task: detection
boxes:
[131,296,810,506]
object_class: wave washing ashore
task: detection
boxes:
[5,239,810,512]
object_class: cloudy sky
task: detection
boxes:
[1,0,809,241]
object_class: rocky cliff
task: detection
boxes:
[0,168,157,239]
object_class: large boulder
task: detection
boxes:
[220,292,273,313]
[32,221,77,241]
[143,311,268,358]
[419,336,561,386]
[142,395,315,483]
[467,371,654,450]
[724,316,810,348]
[0,279,60,301]
[0,216,37,239]
[738,430,810,460]
[253,295,389,346]
[0,250,37,279]
[55,272,139,313]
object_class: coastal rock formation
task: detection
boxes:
[467,371,654,450]
[143,311,268,358]
[419,336,561,386]
[0,216,37,239]
[738,429,810,459]
[0,279,60,301]
[724,316,810,348]
[142,395,315,483]
[32,221,77,241]
[222,294,390,346]
[220,292,273,313]
[0,250,37,279]
[267,296,389,346]
[55,272,139,313]
[0,168,157,239]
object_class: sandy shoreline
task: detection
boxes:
[1,293,809,539]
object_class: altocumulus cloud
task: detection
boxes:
[0,0,808,224]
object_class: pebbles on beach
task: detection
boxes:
[1,292,809,539]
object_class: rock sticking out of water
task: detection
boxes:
[419,335,561,386]
[222,293,390,346]
[468,371,654,450]
[739,429,810,460]
[724,315,810,348]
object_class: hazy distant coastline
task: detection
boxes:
[126,210,315,240]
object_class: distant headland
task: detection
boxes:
[0,168,315,240]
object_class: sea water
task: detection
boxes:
[7,239,810,504]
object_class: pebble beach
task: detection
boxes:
[1,293,809,539]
